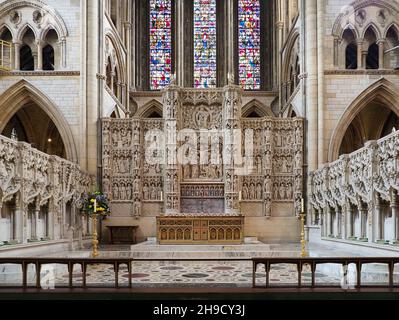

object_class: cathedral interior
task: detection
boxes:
[0,0,399,298]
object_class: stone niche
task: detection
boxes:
[101,86,304,243]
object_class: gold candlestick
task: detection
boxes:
[91,213,99,258]
[300,211,308,258]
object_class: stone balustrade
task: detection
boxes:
[310,131,399,245]
[0,135,93,245]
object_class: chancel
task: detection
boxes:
[0,0,398,298]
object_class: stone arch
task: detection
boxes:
[0,0,68,39]
[338,24,360,39]
[283,104,300,118]
[0,24,14,40]
[39,24,61,42]
[242,99,274,118]
[332,0,399,38]
[341,28,358,69]
[137,100,164,118]
[0,80,77,162]
[105,31,126,83]
[16,23,38,42]
[361,22,381,40]
[383,22,399,39]
[282,31,300,83]
[328,79,399,161]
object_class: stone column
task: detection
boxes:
[317,0,326,167]
[175,0,193,87]
[335,208,340,238]
[223,84,242,215]
[359,205,367,240]
[33,205,40,240]
[374,197,382,242]
[13,197,23,244]
[362,49,368,70]
[333,37,340,67]
[320,209,325,237]
[13,42,21,70]
[326,207,332,237]
[124,21,132,111]
[47,206,54,240]
[163,85,181,215]
[60,37,67,69]
[378,39,386,69]
[357,40,364,69]
[36,40,44,71]
[391,193,398,243]
[225,0,238,86]
[277,20,284,107]
[344,204,352,239]
[305,0,318,171]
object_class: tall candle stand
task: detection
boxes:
[300,199,308,258]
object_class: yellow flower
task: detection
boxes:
[90,199,95,203]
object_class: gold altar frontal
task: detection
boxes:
[157,216,245,244]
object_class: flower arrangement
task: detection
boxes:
[81,191,110,216]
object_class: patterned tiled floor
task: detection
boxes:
[1,241,398,288]
[2,261,397,288]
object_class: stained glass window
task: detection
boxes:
[194,0,217,88]
[238,0,261,90]
[150,0,172,90]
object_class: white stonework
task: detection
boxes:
[0,0,398,249]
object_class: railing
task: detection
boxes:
[0,257,398,290]
[253,257,399,289]
[0,40,12,71]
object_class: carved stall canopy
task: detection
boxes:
[0,134,93,243]
[310,130,399,242]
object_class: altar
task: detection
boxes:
[157,216,244,244]
[101,87,304,244]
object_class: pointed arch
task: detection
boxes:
[362,23,381,40]
[16,23,38,42]
[384,23,399,39]
[39,24,61,42]
[340,24,359,39]
[0,0,68,38]
[0,80,77,162]
[328,79,399,162]
[242,99,274,118]
[105,31,126,83]
[332,0,399,38]
[282,31,299,83]
[137,100,164,118]
[0,24,14,40]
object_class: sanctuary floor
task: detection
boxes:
[0,241,398,288]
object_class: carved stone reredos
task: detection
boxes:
[102,87,305,218]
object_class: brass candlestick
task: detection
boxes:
[91,213,99,258]
[300,212,308,258]
[299,198,308,258]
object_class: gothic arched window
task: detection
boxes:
[238,0,261,90]
[150,0,172,90]
[193,0,217,88]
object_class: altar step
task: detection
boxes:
[128,241,301,259]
